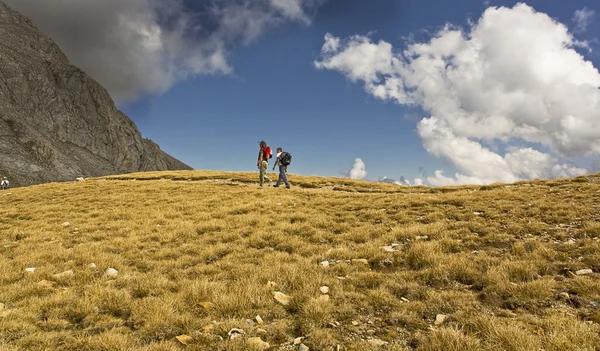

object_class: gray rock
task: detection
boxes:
[0,1,191,187]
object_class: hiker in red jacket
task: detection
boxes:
[257,141,272,187]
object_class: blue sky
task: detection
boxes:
[15,0,596,184]
[119,0,599,183]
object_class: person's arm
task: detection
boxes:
[272,156,280,170]
[257,150,263,168]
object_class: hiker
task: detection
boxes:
[1,177,9,190]
[272,147,292,188]
[257,141,272,187]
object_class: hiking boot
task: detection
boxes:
[286,186,291,189]
[273,185,280,188]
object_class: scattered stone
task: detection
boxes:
[565,239,576,245]
[559,292,570,300]
[320,286,330,294]
[351,320,359,326]
[62,222,70,227]
[382,246,396,253]
[228,328,245,340]
[473,212,482,215]
[256,328,267,335]
[351,259,369,265]
[368,338,389,346]
[88,263,97,269]
[576,269,593,275]
[415,235,429,240]
[298,343,309,351]
[198,302,214,310]
[319,261,330,268]
[434,314,447,326]
[293,337,304,345]
[265,281,277,290]
[335,276,346,280]
[176,334,192,345]
[37,280,56,288]
[75,177,85,182]
[400,297,410,303]
[255,315,264,325]
[52,270,74,279]
[273,291,292,306]
[104,268,118,277]
[247,337,270,350]
[367,329,375,335]
[25,267,35,273]
[391,243,399,249]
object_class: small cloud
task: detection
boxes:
[573,7,595,33]
[348,158,367,179]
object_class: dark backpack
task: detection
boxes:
[280,152,292,166]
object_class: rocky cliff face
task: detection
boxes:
[0,1,191,187]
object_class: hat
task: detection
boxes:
[259,140,267,147]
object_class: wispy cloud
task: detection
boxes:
[316,4,596,186]
[4,0,326,103]
[573,7,595,33]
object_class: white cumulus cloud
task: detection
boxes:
[573,7,595,33]
[5,0,326,102]
[349,158,367,179]
[316,3,600,185]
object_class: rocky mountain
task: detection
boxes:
[0,1,192,187]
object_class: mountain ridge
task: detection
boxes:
[0,0,192,187]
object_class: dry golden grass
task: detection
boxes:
[1,170,600,350]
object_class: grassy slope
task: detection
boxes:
[1,170,600,351]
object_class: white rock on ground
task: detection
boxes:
[320,286,329,294]
[434,314,447,326]
[319,261,330,267]
[255,315,264,325]
[88,263,97,269]
[25,267,35,273]
[298,343,309,351]
[104,268,118,277]
[273,291,292,306]
[62,222,70,227]
[576,269,593,275]
[228,328,245,340]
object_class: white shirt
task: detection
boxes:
[276,152,282,158]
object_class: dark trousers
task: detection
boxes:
[276,165,290,187]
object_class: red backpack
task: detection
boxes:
[261,146,272,160]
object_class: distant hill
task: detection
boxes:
[0,1,191,187]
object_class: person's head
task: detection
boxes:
[259,140,267,148]
[277,147,283,153]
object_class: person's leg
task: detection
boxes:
[261,161,269,186]
[275,166,284,187]
[259,164,265,186]
[280,165,290,188]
